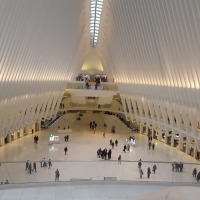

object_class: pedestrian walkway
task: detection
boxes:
[0,113,199,185]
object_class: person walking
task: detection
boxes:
[25,160,29,171]
[103,132,105,138]
[152,165,157,174]
[66,135,69,142]
[43,158,47,167]
[148,142,151,150]
[32,162,37,172]
[48,159,52,169]
[138,159,142,169]
[64,146,68,155]
[28,163,32,174]
[55,169,60,181]
[139,169,144,179]
[123,145,127,153]
[197,171,200,182]
[152,143,155,150]
[111,142,114,149]
[118,155,121,164]
[193,168,197,178]
[147,167,151,178]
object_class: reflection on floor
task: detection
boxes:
[0,113,199,199]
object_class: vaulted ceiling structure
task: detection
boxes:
[1,0,200,152]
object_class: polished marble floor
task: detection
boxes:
[0,113,200,199]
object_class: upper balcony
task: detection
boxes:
[66,81,118,91]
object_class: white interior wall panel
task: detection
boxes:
[99,0,200,150]
[0,0,86,136]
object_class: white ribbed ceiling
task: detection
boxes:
[101,0,200,89]
[1,0,200,140]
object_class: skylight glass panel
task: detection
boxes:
[90,0,104,47]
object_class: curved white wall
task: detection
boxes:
[0,0,86,136]
[100,0,200,156]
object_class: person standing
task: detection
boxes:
[66,135,69,142]
[152,143,155,150]
[55,169,60,181]
[64,146,68,155]
[115,139,118,147]
[147,167,151,178]
[103,132,105,138]
[32,162,37,172]
[89,121,92,129]
[118,155,121,164]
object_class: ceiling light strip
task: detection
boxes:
[90,0,103,47]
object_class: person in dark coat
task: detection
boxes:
[55,169,60,181]
[118,155,121,164]
[108,149,112,159]
[64,146,68,155]
[147,167,151,178]
[138,159,142,169]
[25,160,29,171]
[197,171,200,182]
[180,162,183,172]
[33,162,37,172]
[104,148,107,160]
[28,163,32,174]
[123,145,127,153]
[89,121,92,129]
[148,142,151,149]
[152,165,157,174]
[115,139,118,147]
[111,142,114,149]
[152,143,155,150]
[193,168,197,178]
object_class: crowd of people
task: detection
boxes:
[97,148,112,160]
[9,124,194,183]
[172,162,184,172]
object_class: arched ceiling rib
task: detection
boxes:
[0,0,87,135]
[101,0,200,89]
